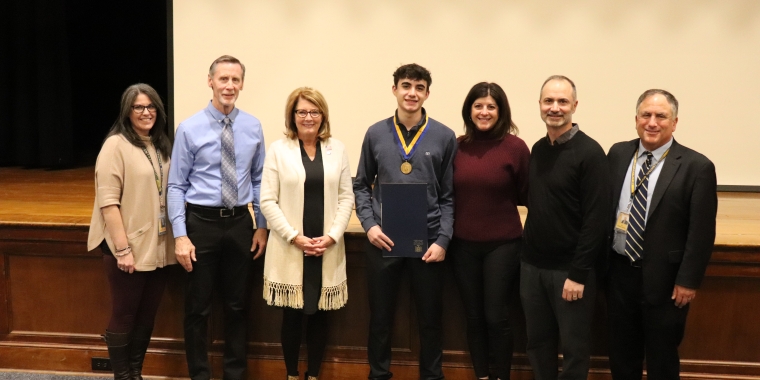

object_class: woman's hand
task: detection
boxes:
[293,235,318,256]
[311,236,335,249]
[293,235,332,257]
[308,236,335,257]
[117,252,136,274]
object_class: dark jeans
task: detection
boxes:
[102,244,168,333]
[184,206,254,380]
[281,308,329,377]
[449,238,521,380]
[607,253,689,380]
[365,241,445,380]
[519,262,596,380]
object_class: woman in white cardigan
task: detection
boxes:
[260,87,354,380]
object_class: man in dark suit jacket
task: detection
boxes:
[606,89,717,380]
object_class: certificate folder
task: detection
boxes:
[381,183,428,258]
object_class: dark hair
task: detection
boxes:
[209,55,246,80]
[105,83,172,157]
[540,75,577,101]
[460,82,518,142]
[392,63,432,89]
[284,87,332,141]
[636,89,679,118]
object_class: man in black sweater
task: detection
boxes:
[520,75,610,380]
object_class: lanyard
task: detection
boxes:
[392,114,429,161]
[629,148,669,198]
[141,145,164,204]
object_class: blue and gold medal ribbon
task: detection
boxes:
[392,114,429,160]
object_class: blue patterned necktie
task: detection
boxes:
[625,151,653,262]
[221,117,237,209]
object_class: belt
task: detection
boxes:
[613,252,642,268]
[187,203,248,218]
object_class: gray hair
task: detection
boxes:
[636,89,678,118]
[209,55,246,80]
[540,75,577,101]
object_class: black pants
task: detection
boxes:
[449,238,521,380]
[365,241,445,380]
[184,206,254,380]
[607,253,689,380]
[519,262,596,380]
[102,244,169,333]
[281,308,329,377]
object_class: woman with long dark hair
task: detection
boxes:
[87,83,176,380]
[450,82,530,380]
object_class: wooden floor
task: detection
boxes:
[1,166,758,247]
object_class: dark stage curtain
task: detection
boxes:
[0,1,169,169]
[0,1,74,168]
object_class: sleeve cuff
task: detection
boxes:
[568,266,590,285]
[172,224,187,238]
[255,215,267,230]
[434,235,451,251]
[361,218,378,233]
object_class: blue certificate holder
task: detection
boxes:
[380,183,428,258]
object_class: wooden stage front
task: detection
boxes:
[1,167,759,379]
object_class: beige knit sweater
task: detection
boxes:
[87,134,176,270]
[261,137,354,310]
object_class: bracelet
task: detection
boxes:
[115,246,131,253]
[113,246,132,257]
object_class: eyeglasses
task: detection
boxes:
[295,110,322,118]
[132,104,157,114]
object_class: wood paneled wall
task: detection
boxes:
[1,225,760,379]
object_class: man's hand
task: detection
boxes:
[672,285,697,308]
[562,278,585,302]
[421,243,446,263]
[175,236,196,272]
[367,225,394,251]
[251,228,268,260]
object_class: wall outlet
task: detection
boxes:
[92,357,112,372]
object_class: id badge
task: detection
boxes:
[615,211,630,233]
[158,215,167,236]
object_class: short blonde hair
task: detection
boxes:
[284,87,331,141]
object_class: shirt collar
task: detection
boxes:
[394,107,427,131]
[638,137,673,162]
[547,123,579,145]
[206,101,239,125]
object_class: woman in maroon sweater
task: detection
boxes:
[451,82,529,380]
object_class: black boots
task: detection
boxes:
[104,330,132,380]
[105,326,153,380]
[128,325,153,380]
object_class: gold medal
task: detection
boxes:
[400,161,412,174]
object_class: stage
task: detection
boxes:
[1,167,759,379]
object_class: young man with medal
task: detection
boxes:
[354,63,457,380]
[606,89,717,380]
[520,75,610,380]
[167,55,268,380]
